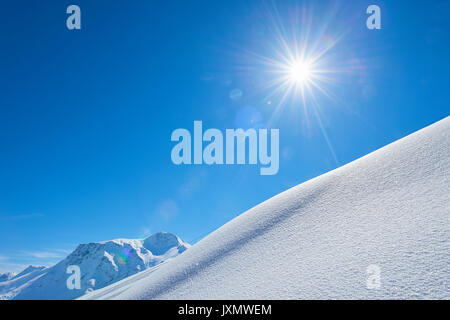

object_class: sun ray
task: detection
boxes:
[306,86,339,165]
[234,2,351,135]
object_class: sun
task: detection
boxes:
[289,60,313,84]
[241,3,345,118]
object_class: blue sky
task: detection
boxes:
[0,0,449,272]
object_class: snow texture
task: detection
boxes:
[1,232,189,300]
[81,117,450,300]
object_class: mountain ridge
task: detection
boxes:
[0,232,189,300]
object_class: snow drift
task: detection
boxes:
[1,232,189,300]
[81,117,450,300]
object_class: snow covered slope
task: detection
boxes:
[2,232,189,300]
[81,117,450,300]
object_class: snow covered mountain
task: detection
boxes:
[0,272,16,283]
[13,266,46,279]
[81,117,450,300]
[1,232,189,300]
[0,266,47,300]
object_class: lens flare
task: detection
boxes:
[117,247,131,264]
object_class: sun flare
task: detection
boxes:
[289,60,313,84]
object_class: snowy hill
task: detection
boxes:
[81,117,450,300]
[1,232,189,300]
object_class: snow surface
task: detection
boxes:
[81,117,450,300]
[1,232,189,300]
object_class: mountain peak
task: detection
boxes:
[14,265,46,279]
[143,232,188,255]
[0,272,16,282]
[2,232,189,300]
